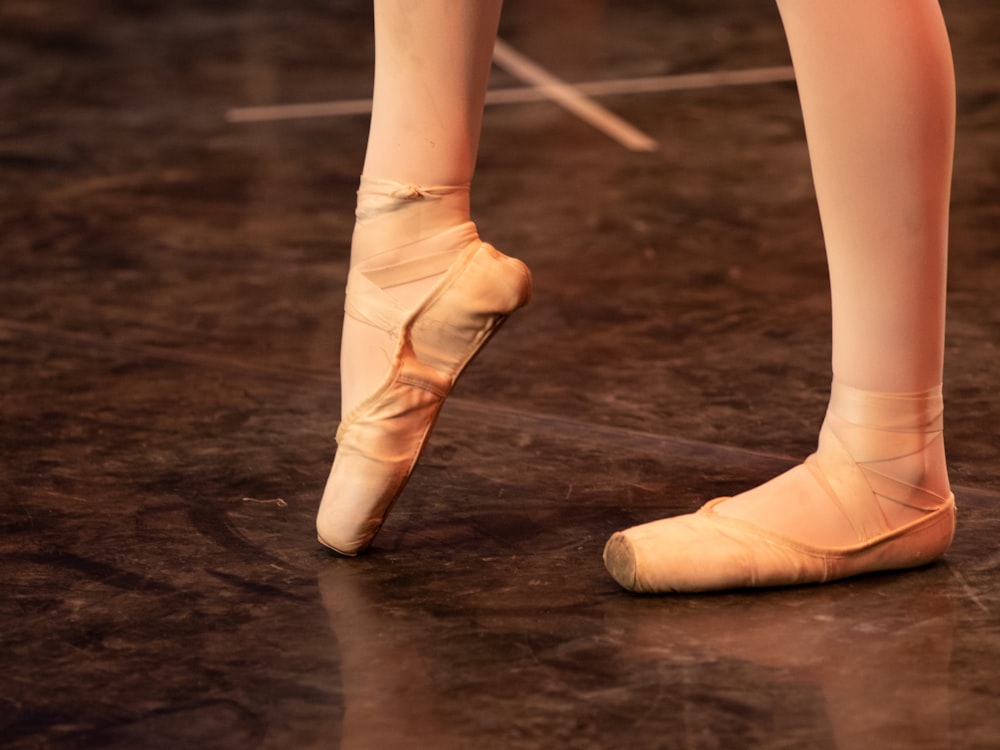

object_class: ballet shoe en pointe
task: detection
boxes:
[317,241,532,556]
[603,432,956,594]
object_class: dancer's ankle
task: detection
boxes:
[823,380,951,528]
[340,177,480,419]
[714,380,950,547]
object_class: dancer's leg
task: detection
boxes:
[605,0,956,592]
[778,0,954,395]
[717,0,955,536]
[319,0,532,555]
[363,0,500,186]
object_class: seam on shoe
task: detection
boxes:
[396,373,448,398]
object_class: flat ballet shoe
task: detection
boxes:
[603,496,955,593]
[317,241,532,555]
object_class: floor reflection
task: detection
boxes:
[318,564,467,750]
[318,557,956,749]
[606,565,956,749]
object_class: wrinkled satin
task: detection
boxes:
[319,241,532,555]
[341,178,478,419]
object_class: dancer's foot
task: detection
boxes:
[318,182,531,555]
[604,382,955,593]
[339,178,481,419]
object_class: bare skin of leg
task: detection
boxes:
[605,0,956,592]
[362,0,500,186]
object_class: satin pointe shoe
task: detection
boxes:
[317,241,532,555]
[603,427,956,593]
[604,497,956,594]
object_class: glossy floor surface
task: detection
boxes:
[3,1,1000,748]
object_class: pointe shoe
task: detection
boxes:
[603,433,956,593]
[604,498,955,593]
[317,241,531,555]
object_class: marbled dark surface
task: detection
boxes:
[2,1,999,748]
